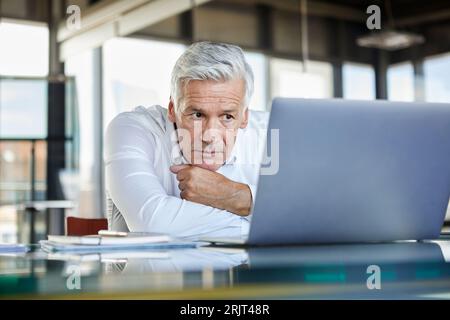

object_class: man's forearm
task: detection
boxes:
[171,164,253,216]
[187,178,252,216]
[220,181,252,216]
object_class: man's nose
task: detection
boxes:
[202,118,222,143]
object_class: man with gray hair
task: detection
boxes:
[105,41,268,238]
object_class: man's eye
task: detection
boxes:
[224,114,234,121]
[193,112,203,119]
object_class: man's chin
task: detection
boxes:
[192,163,222,171]
[189,151,225,171]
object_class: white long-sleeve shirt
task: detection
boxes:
[104,105,268,239]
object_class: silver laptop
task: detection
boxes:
[202,98,450,245]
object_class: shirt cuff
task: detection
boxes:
[247,183,257,215]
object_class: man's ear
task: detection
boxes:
[168,98,176,123]
[239,108,249,129]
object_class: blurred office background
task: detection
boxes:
[0,0,449,243]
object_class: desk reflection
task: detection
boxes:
[105,248,249,274]
[247,241,446,267]
[104,241,446,275]
[1,241,450,299]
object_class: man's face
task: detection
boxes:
[168,78,249,171]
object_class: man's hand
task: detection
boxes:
[170,165,252,216]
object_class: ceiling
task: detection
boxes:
[215,0,450,27]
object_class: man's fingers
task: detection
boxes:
[170,164,190,174]
[178,169,190,181]
[180,190,189,200]
[171,164,191,181]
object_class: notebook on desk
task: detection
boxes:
[47,232,171,246]
[40,240,206,253]
[41,232,207,252]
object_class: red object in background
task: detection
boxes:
[66,216,108,236]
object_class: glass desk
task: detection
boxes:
[1,240,450,299]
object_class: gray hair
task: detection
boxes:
[170,41,254,112]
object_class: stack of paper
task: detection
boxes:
[40,232,205,253]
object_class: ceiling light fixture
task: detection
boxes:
[356,0,425,51]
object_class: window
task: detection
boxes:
[343,62,375,100]
[0,20,49,138]
[102,37,186,130]
[270,58,333,101]
[0,20,49,76]
[0,79,48,138]
[0,140,48,243]
[65,50,103,217]
[244,51,268,111]
[424,53,450,103]
[0,21,49,243]
[0,141,47,203]
[424,52,450,221]
[66,50,96,175]
[387,63,414,102]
